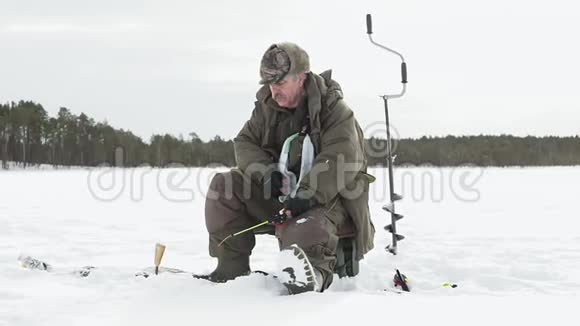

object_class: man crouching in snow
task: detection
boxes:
[203,42,375,294]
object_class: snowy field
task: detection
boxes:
[1,166,579,326]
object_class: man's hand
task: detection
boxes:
[284,197,314,218]
[265,170,285,198]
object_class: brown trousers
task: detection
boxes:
[205,169,348,289]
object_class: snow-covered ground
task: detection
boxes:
[1,166,579,326]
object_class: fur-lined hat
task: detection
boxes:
[259,42,310,84]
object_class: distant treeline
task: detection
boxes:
[1,101,579,169]
[366,136,580,167]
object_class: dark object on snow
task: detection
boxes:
[393,269,410,292]
[442,282,458,288]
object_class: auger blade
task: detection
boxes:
[382,203,394,213]
[385,245,397,255]
[395,234,405,241]
[392,193,403,201]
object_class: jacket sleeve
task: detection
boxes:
[234,103,275,184]
[296,101,366,205]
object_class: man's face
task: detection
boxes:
[269,73,305,109]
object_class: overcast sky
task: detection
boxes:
[1,0,579,141]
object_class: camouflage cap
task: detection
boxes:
[259,42,310,85]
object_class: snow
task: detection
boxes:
[1,166,579,326]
